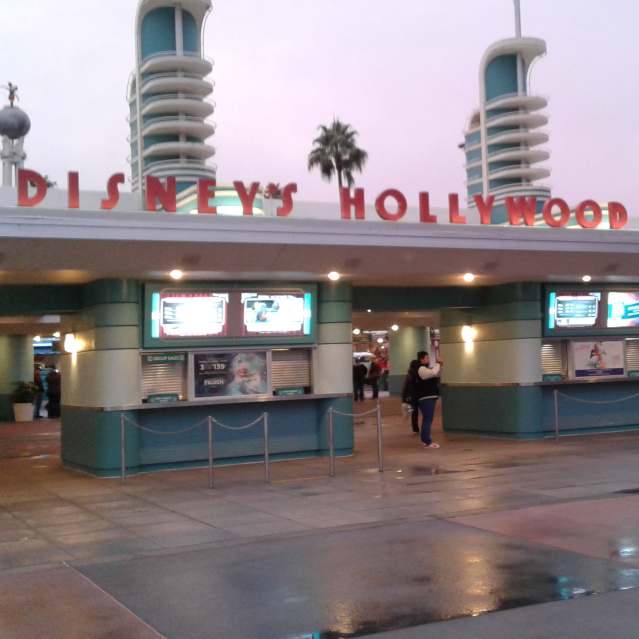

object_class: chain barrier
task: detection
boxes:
[327,402,384,477]
[119,412,270,488]
[553,389,639,440]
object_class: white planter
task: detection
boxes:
[13,403,33,422]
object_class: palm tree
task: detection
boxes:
[307,119,368,193]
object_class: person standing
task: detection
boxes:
[401,359,420,435]
[367,358,381,400]
[414,351,443,449]
[33,365,44,419]
[46,366,61,418]
[352,359,367,402]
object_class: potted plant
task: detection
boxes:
[10,382,38,422]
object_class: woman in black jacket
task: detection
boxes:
[401,360,420,434]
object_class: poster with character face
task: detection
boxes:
[194,351,268,397]
[570,340,625,378]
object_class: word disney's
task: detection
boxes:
[15,170,628,230]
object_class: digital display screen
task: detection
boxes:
[548,292,601,329]
[242,293,312,336]
[607,292,639,328]
[151,292,229,338]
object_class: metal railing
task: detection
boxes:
[552,389,639,439]
[327,402,384,476]
[119,412,269,488]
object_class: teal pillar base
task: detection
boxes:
[0,394,12,422]
[441,385,543,439]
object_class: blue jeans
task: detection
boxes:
[418,398,438,445]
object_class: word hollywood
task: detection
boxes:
[16,170,629,230]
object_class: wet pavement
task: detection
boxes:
[3,403,639,637]
[78,518,639,639]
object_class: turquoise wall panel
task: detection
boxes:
[485,54,518,101]
[541,384,639,436]
[141,7,176,59]
[0,286,82,315]
[62,397,353,476]
[442,385,543,438]
[182,11,199,53]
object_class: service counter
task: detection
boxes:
[442,377,639,440]
[62,393,353,477]
[539,378,639,437]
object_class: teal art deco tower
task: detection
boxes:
[128,0,216,195]
[462,0,551,224]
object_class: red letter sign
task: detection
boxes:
[276,183,297,217]
[68,172,80,209]
[473,195,495,225]
[233,181,260,216]
[101,173,125,210]
[17,169,47,207]
[375,189,407,221]
[575,200,602,229]
[505,197,537,226]
[145,176,176,212]
[608,201,628,230]
[419,192,437,223]
[542,198,571,228]
[448,193,467,224]
[340,188,365,220]
[197,179,217,214]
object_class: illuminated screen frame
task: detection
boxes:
[143,282,317,349]
[240,292,313,337]
[152,291,229,339]
[544,286,639,337]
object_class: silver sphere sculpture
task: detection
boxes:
[0,106,31,140]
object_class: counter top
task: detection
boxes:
[538,377,639,387]
[98,393,351,412]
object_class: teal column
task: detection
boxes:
[0,335,33,421]
[61,279,142,474]
[315,282,353,454]
[388,326,428,395]
[440,283,544,438]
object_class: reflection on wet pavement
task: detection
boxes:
[80,518,639,639]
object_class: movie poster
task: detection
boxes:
[570,340,625,378]
[194,351,268,397]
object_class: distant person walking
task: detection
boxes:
[46,366,61,418]
[401,359,420,435]
[414,351,443,449]
[353,359,367,402]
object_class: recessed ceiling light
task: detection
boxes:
[353,328,361,336]
[367,309,372,313]
[169,269,184,280]
[328,271,341,281]
[391,324,399,332]
[582,275,592,283]
[377,337,384,344]
[53,331,61,339]
[34,335,41,342]
[463,273,476,283]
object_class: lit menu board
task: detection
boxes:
[242,293,312,336]
[607,292,639,328]
[548,292,601,329]
[151,292,229,338]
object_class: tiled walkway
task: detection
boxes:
[2,402,639,637]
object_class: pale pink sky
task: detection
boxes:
[4,0,638,211]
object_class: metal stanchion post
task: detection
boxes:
[208,416,214,489]
[328,407,335,477]
[120,413,126,483]
[554,389,560,441]
[263,412,271,483]
[376,402,384,473]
